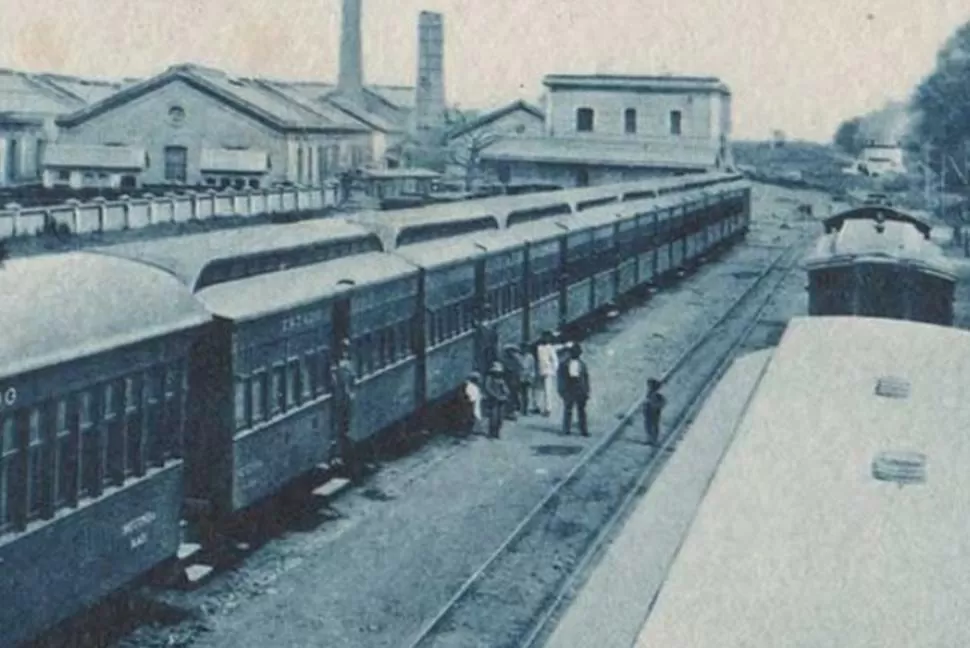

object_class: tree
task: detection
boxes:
[911,20,970,186]
[445,111,502,191]
[833,117,863,155]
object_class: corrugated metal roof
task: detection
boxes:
[97,219,374,290]
[480,137,720,170]
[196,251,416,321]
[0,252,211,378]
[635,315,970,648]
[43,143,146,169]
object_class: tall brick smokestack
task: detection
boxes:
[338,0,364,95]
[415,11,445,132]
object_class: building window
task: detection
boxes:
[576,167,590,187]
[497,163,511,184]
[121,175,137,188]
[168,105,186,126]
[249,178,260,189]
[625,108,637,134]
[57,170,70,181]
[576,108,594,133]
[297,147,304,182]
[163,146,188,182]
[670,111,682,136]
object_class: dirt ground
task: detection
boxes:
[33,182,828,648]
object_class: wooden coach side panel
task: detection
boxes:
[0,464,182,647]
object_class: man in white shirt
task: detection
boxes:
[535,331,562,417]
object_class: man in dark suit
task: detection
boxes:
[558,343,590,437]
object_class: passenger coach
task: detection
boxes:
[0,253,209,647]
[632,316,970,647]
[804,206,957,325]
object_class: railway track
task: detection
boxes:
[404,237,809,648]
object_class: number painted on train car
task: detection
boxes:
[281,309,325,334]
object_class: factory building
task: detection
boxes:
[479,74,734,188]
[2,0,448,190]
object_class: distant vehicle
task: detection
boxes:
[804,205,956,325]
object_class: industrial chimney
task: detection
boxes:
[415,11,446,133]
[338,0,364,95]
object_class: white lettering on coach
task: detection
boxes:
[122,511,158,549]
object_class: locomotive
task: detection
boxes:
[804,205,956,326]
[0,172,750,645]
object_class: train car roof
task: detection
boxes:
[635,316,970,648]
[391,228,528,269]
[0,252,210,378]
[195,251,417,321]
[804,218,956,280]
[95,218,375,290]
[823,205,932,237]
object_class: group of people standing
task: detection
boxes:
[462,308,668,447]
[463,319,594,440]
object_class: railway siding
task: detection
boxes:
[88,183,821,648]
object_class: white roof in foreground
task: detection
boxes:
[636,316,970,648]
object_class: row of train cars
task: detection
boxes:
[1,172,752,645]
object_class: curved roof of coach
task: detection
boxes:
[634,315,970,647]
[804,218,956,280]
[0,252,211,378]
[823,205,932,238]
[195,251,417,322]
[93,218,377,290]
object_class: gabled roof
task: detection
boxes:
[543,74,731,95]
[324,91,402,133]
[57,64,370,134]
[0,69,82,115]
[445,100,544,140]
[480,136,720,170]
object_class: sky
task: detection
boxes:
[3,0,969,142]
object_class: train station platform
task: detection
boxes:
[543,348,773,648]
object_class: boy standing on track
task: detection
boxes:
[643,378,666,447]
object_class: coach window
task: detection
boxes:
[144,369,165,468]
[78,391,101,498]
[54,399,74,507]
[27,409,43,519]
[104,381,126,486]
[286,358,300,409]
[124,376,143,477]
[0,415,15,531]
[299,354,314,401]
[250,372,266,425]
[235,376,250,430]
[270,365,285,417]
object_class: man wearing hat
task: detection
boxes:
[332,338,360,481]
[483,361,511,439]
[557,343,590,437]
